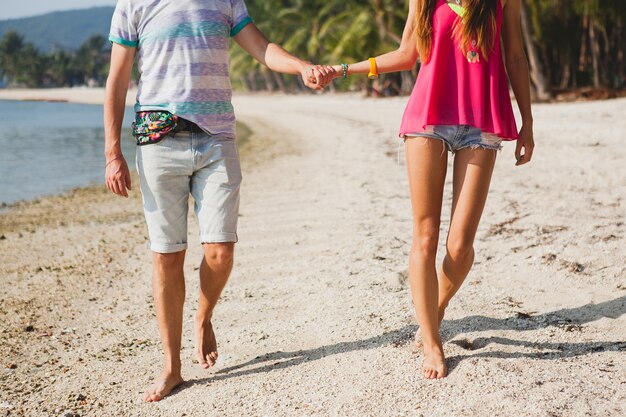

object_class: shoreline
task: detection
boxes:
[0,100,254,206]
[0,87,137,106]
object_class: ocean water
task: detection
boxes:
[0,100,136,204]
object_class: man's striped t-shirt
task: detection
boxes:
[109,0,253,138]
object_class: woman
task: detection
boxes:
[332,0,534,379]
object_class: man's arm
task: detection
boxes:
[233,23,335,90]
[104,43,135,197]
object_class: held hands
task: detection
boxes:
[105,155,132,197]
[515,123,535,166]
[300,64,338,90]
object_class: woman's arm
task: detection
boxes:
[502,0,535,166]
[233,23,336,90]
[104,43,135,197]
[332,0,419,76]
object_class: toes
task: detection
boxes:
[144,391,162,403]
[198,353,209,369]
[150,393,163,402]
[205,354,215,367]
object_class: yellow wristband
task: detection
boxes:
[368,57,379,80]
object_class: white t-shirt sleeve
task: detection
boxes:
[230,0,253,37]
[109,0,139,47]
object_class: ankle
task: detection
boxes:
[162,357,182,374]
[421,337,443,351]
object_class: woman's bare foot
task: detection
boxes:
[195,317,218,369]
[144,371,184,402]
[422,342,447,379]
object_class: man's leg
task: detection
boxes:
[190,134,242,369]
[195,243,235,368]
[144,250,186,402]
[136,136,193,402]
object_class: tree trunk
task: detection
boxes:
[598,22,610,84]
[400,71,414,95]
[262,70,275,92]
[272,71,288,93]
[618,17,625,84]
[559,61,570,90]
[240,76,250,92]
[246,72,257,92]
[520,0,550,100]
[589,19,601,88]
[579,14,588,71]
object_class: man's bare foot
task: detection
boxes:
[422,343,447,379]
[195,318,218,369]
[144,371,184,402]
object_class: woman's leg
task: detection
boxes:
[405,137,448,379]
[438,147,497,316]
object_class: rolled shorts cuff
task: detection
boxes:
[148,242,188,254]
[200,233,238,244]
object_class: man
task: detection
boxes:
[104,0,334,402]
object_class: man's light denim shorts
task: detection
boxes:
[136,130,242,254]
[404,125,503,153]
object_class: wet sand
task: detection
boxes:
[0,93,625,416]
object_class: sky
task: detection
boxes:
[0,0,116,20]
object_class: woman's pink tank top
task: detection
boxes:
[399,0,519,140]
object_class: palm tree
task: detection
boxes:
[76,35,108,86]
[0,30,25,84]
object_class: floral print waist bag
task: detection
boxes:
[132,111,179,146]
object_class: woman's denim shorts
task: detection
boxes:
[404,125,503,153]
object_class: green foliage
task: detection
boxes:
[231,0,411,92]
[0,31,110,87]
[232,0,624,93]
[526,0,625,89]
[0,7,115,87]
[0,2,623,92]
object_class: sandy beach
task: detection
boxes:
[0,90,625,417]
[0,88,137,106]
